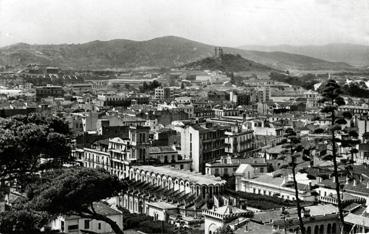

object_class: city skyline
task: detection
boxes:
[1,0,369,47]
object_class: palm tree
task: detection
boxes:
[318,79,358,233]
[280,128,307,234]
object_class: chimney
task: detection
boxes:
[346,176,349,185]
[332,176,336,183]
[353,179,357,187]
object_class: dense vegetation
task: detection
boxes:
[139,80,161,92]
[269,72,320,90]
[182,53,274,72]
[342,82,369,98]
[270,72,369,98]
[0,113,127,234]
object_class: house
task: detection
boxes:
[49,202,123,234]
[205,156,267,177]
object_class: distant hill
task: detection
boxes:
[181,53,275,72]
[0,36,355,71]
[239,43,369,67]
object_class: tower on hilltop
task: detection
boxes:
[214,47,224,58]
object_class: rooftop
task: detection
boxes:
[147,201,177,210]
[65,202,121,220]
[149,146,177,154]
[133,165,226,185]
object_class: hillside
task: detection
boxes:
[181,53,275,72]
[240,43,369,67]
[0,36,355,71]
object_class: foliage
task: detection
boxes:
[0,209,50,234]
[281,128,310,234]
[182,54,272,72]
[140,80,161,92]
[0,113,71,182]
[342,82,369,98]
[269,72,320,90]
[318,79,359,231]
[216,225,234,234]
[26,168,127,234]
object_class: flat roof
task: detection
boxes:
[147,201,177,210]
[133,165,226,185]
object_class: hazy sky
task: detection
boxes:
[0,0,369,47]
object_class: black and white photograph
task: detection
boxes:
[0,0,369,233]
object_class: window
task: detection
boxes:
[84,220,90,229]
[68,225,78,231]
[260,167,264,173]
[61,221,64,232]
[98,223,101,230]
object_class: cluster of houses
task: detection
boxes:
[3,64,369,234]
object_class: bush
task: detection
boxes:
[124,214,151,229]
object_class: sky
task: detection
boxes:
[0,0,369,47]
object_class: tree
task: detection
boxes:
[318,79,357,232]
[216,225,234,234]
[27,168,127,234]
[0,209,50,234]
[124,83,131,90]
[279,128,308,234]
[0,113,71,184]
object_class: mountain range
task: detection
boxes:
[240,44,369,67]
[0,36,358,71]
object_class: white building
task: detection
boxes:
[206,157,267,177]
[225,125,256,157]
[179,124,226,173]
[49,202,123,234]
[203,205,253,234]
[236,173,315,201]
[148,146,192,170]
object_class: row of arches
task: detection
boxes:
[306,223,337,234]
[129,168,225,197]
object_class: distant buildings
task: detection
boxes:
[236,173,315,201]
[154,87,171,100]
[35,85,64,100]
[205,156,267,177]
[179,124,226,173]
[256,86,270,103]
[229,90,251,106]
[225,125,256,157]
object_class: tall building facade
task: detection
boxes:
[154,87,171,100]
[180,124,226,173]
